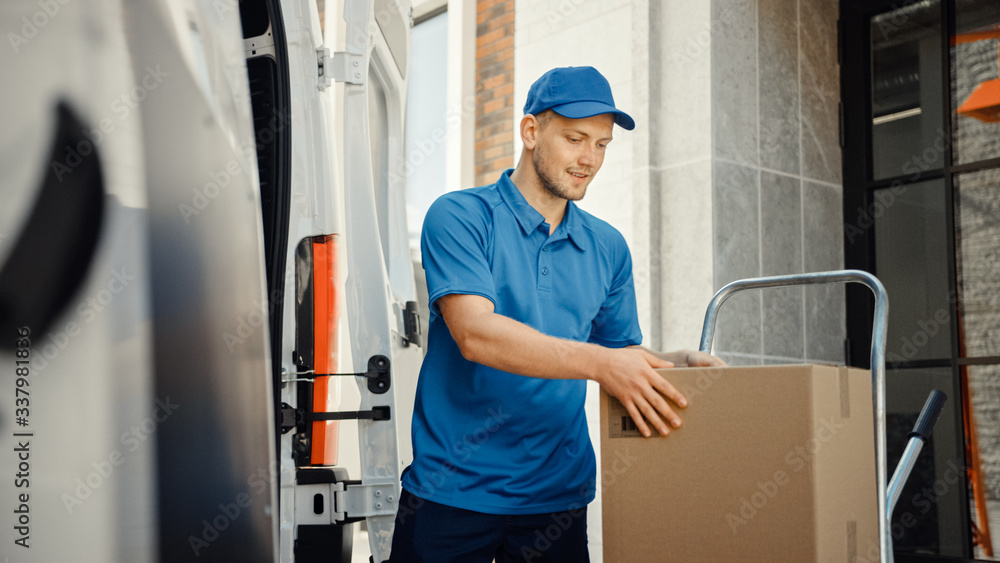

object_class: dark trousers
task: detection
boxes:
[388,488,590,563]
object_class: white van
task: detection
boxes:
[0,1,419,561]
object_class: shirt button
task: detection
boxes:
[543,246,549,252]
[541,267,549,275]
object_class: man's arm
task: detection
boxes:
[438,293,687,437]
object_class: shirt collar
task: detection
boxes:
[497,170,545,235]
[561,201,589,252]
[496,169,589,252]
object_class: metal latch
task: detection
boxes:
[286,354,391,394]
[317,47,364,89]
[403,300,422,347]
[281,355,391,437]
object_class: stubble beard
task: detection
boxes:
[532,143,586,202]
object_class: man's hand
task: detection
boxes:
[602,347,728,438]
[593,347,687,438]
[645,348,728,368]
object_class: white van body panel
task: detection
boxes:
[0,1,155,561]
[0,0,418,561]
[124,1,279,560]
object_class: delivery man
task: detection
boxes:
[389,66,725,562]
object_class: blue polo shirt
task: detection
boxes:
[401,169,642,515]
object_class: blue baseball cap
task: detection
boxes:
[523,66,635,131]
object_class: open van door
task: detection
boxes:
[0,2,157,561]
[340,0,422,560]
[0,1,279,561]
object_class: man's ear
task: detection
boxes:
[520,114,540,150]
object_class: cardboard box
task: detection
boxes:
[600,364,880,562]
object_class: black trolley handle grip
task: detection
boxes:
[887,390,948,518]
[909,389,947,442]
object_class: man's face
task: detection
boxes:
[530,112,614,201]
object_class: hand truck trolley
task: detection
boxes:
[698,269,947,563]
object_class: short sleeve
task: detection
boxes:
[421,194,497,314]
[588,238,642,348]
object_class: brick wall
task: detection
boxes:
[474,0,515,187]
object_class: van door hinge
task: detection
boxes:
[296,481,396,525]
[342,482,397,520]
[403,300,423,347]
[317,47,364,89]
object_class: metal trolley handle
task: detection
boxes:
[698,270,900,563]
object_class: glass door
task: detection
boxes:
[842,0,1000,560]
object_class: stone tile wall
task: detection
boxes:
[710,0,846,366]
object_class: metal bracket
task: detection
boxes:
[342,482,397,520]
[403,300,422,347]
[307,405,390,422]
[281,402,390,434]
[280,402,300,434]
[295,481,346,525]
[285,354,391,394]
[317,47,364,89]
[244,32,276,59]
[296,481,395,525]
[363,354,391,394]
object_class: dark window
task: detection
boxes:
[843,0,1000,559]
